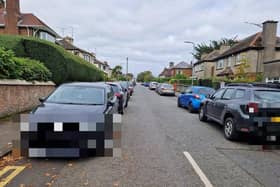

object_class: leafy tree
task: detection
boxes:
[193,38,238,60]
[235,54,250,80]
[112,65,123,80]
[137,71,154,82]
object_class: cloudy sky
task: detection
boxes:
[21,0,280,76]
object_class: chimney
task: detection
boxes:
[262,20,278,63]
[4,0,20,35]
[64,36,74,44]
[169,62,174,68]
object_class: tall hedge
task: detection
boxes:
[0,35,104,84]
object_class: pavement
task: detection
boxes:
[0,115,20,157]
[1,85,280,187]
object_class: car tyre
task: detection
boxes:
[224,117,239,140]
[177,98,181,107]
[188,103,195,113]
[198,106,207,121]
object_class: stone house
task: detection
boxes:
[213,21,280,82]
[193,49,225,79]
[0,0,59,42]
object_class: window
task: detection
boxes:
[266,77,280,83]
[211,89,225,100]
[176,70,182,74]
[234,89,245,99]
[222,89,235,100]
[236,54,243,65]
[216,59,224,69]
[227,57,233,67]
[39,32,55,42]
[83,54,90,62]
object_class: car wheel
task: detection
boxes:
[224,117,239,140]
[188,103,195,113]
[198,106,207,121]
[177,99,181,107]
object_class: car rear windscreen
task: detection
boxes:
[254,90,280,102]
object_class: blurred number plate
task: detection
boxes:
[271,117,280,123]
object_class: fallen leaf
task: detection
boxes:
[113,181,120,186]
[68,163,73,167]
[45,173,51,177]
[45,182,52,186]
[19,184,25,187]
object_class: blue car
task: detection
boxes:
[177,86,215,112]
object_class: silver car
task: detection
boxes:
[158,83,175,96]
[149,82,158,90]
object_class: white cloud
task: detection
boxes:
[20,0,280,76]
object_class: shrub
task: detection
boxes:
[0,35,104,84]
[14,57,52,81]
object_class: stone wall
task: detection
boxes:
[0,80,55,118]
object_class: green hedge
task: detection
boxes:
[0,35,104,84]
[0,48,51,81]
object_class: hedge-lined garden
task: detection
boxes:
[0,35,104,84]
[0,48,51,81]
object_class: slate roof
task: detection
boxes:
[216,32,280,60]
[173,61,192,69]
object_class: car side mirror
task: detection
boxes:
[39,97,45,103]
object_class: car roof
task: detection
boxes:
[190,86,214,89]
[224,86,280,91]
[61,82,110,89]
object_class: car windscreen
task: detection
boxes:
[110,85,121,93]
[46,86,105,105]
[198,88,215,96]
[254,90,280,102]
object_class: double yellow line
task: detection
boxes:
[0,166,25,187]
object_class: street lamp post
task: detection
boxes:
[126,57,128,81]
[184,41,196,86]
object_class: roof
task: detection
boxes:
[0,8,59,37]
[56,39,93,56]
[216,32,280,60]
[194,50,221,65]
[173,61,192,69]
[159,67,172,77]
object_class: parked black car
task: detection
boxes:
[199,83,280,140]
[21,82,119,157]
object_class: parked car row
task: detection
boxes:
[176,83,280,141]
[143,82,176,96]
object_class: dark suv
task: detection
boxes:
[199,83,280,140]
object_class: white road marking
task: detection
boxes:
[183,151,214,187]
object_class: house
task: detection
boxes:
[193,49,224,79]
[56,36,96,65]
[56,36,112,77]
[159,61,192,78]
[0,0,60,42]
[213,21,280,82]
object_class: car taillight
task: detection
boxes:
[194,94,200,99]
[115,93,121,98]
[247,102,259,114]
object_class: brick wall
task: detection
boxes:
[0,80,55,118]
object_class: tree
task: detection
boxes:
[137,71,154,82]
[235,54,250,80]
[112,65,123,80]
[127,73,134,80]
[193,38,238,60]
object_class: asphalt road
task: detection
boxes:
[5,85,280,187]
